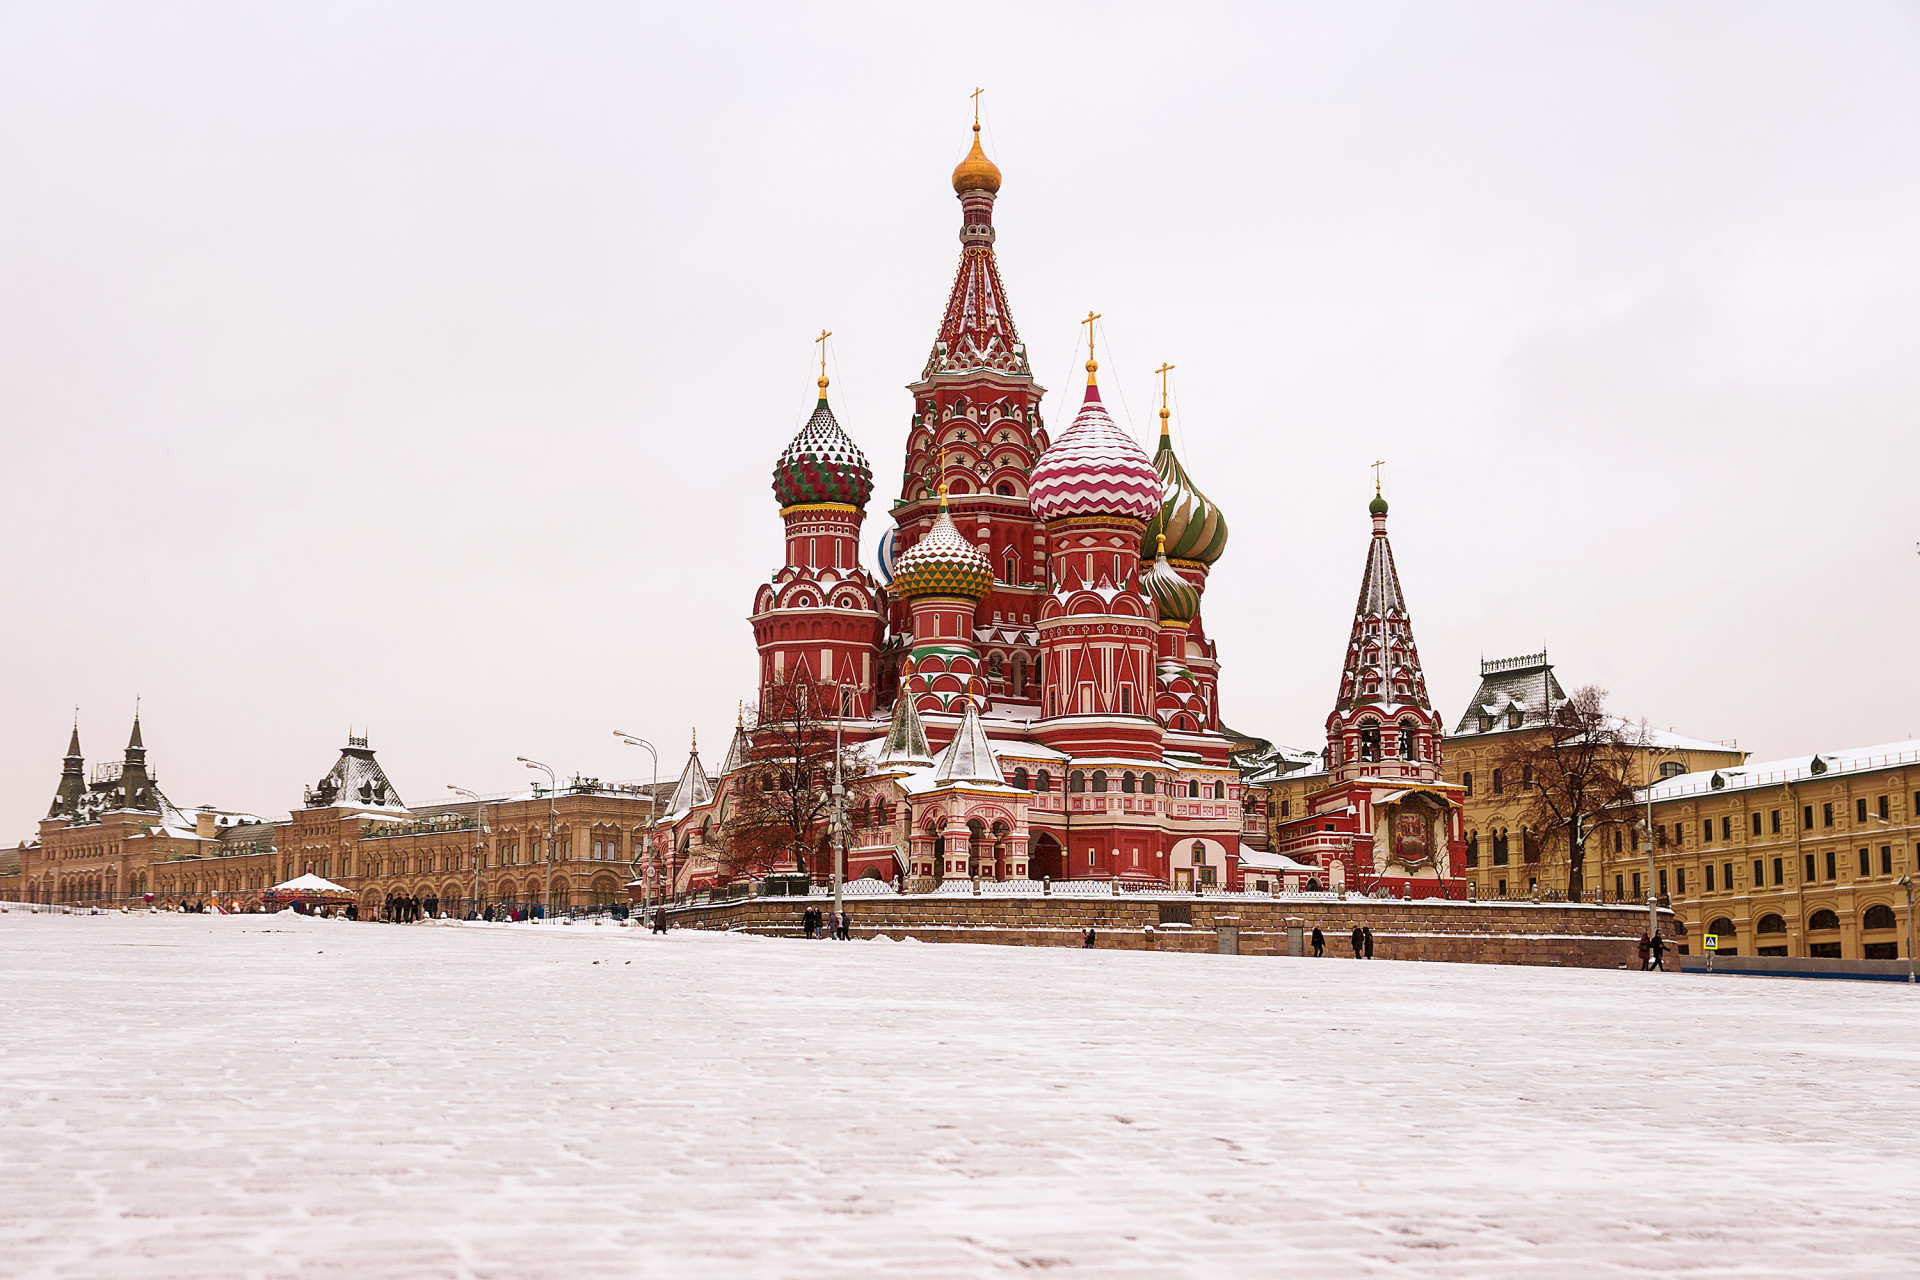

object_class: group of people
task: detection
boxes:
[1638,932,1669,971]
[383,894,436,923]
[1305,925,1376,958]
[800,905,852,939]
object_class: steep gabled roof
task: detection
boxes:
[933,697,1003,785]
[1450,652,1567,737]
[665,740,713,819]
[305,738,407,813]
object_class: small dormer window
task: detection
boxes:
[1507,710,1523,729]
[1479,714,1493,732]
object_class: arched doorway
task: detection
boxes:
[1029,833,1063,881]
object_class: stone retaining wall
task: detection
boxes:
[665,894,1675,969]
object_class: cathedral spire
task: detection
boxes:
[927,106,1025,377]
[1327,485,1441,783]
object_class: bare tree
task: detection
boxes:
[1487,685,1639,902]
[718,668,866,884]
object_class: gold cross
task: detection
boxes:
[1155,362,1174,408]
[970,87,984,126]
[1372,459,1386,494]
[815,329,831,381]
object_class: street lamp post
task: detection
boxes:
[447,785,488,918]
[614,732,659,913]
[831,685,847,924]
[517,757,558,917]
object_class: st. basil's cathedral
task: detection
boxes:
[656,118,1470,897]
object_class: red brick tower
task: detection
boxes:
[751,363,886,716]
[882,116,1050,725]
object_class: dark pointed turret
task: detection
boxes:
[48,718,86,819]
[117,709,157,811]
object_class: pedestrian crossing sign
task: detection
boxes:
[1704,935,1719,951]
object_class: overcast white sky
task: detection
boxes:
[3,2,1918,830]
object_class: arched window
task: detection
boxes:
[1522,765,1534,791]
[1756,913,1787,934]
[1069,771,1085,794]
[1121,772,1136,794]
[1359,721,1381,762]
[1092,770,1108,794]
[1864,904,1898,931]
[1187,779,1200,798]
[1808,909,1840,932]
[1213,781,1226,800]
[1659,760,1685,779]
[1465,832,1479,866]
[1012,767,1029,791]
[996,482,1014,497]
[1398,721,1418,760]
[1120,685,1132,714]
[1036,770,1051,794]
[1142,773,1156,795]
[1707,917,1736,939]
[988,652,1004,679]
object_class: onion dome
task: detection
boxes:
[771,379,873,510]
[1142,534,1201,626]
[951,122,1002,195]
[1369,491,1389,516]
[1144,404,1228,565]
[1029,380,1161,524]
[890,491,993,599]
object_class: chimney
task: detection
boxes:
[195,811,218,840]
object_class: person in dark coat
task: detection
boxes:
[652,905,668,934]
[1083,928,1097,948]
[1363,926,1375,960]
[838,908,852,940]
[802,906,817,938]
[1649,932,1667,971]
[1637,934,1652,970]
[1351,926,1364,958]
[1311,926,1325,957]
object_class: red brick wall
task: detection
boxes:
[666,895,1673,969]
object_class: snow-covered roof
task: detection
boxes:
[1639,738,1920,803]
[1450,653,1566,737]
[1237,849,1318,874]
[268,872,353,894]
[933,699,1003,785]
[663,745,713,820]
[305,740,407,813]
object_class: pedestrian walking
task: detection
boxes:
[1650,932,1667,972]
[1637,933,1652,971]
[1350,926,1364,959]
[1083,928,1097,948]
[838,908,852,940]
[1363,926,1375,960]
[653,905,668,934]
[1311,926,1325,958]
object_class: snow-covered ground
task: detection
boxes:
[3,912,1918,1278]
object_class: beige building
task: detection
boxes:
[2,719,667,915]
[1442,653,1745,900]
[1630,739,1919,959]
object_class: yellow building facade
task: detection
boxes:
[1631,740,1919,959]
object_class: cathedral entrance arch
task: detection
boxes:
[1029,833,1063,881]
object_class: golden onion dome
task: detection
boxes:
[890,495,994,601]
[951,124,1002,195]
